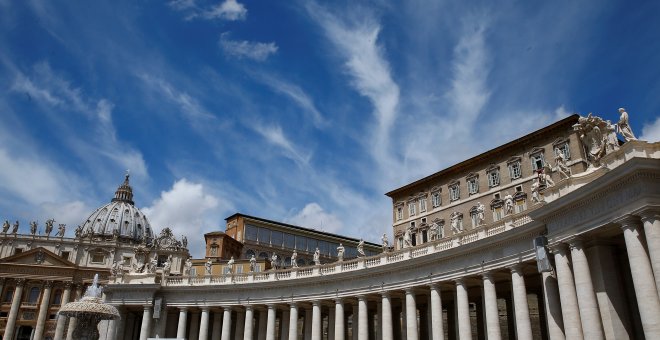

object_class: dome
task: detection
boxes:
[80,174,153,243]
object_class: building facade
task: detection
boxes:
[0,175,189,340]
[103,112,660,340]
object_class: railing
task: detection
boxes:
[152,211,537,287]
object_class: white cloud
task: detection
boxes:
[143,179,222,257]
[169,0,247,21]
[640,116,660,142]
[285,203,344,234]
[253,123,311,166]
[219,33,278,61]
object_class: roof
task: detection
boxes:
[225,213,381,248]
[385,114,580,197]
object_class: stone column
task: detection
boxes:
[569,239,605,339]
[510,265,533,340]
[541,271,565,340]
[404,289,419,340]
[177,307,188,339]
[281,309,290,340]
[482,273,501,340]
[334,299,345,340]
[244,306,255,340]
[139,305,153,340]
[289,304,299,340]
[235,310,246,340]
[455,279,472,340]
[222,307,233,340]
[381,294,393,340]
[114,308,127,340]
[200,307,211,340]
[66,284,84,340]
[258,309,268,340]
[428,285,444,340]
[357,296,369,340]
[212,310,223,340]
[54,283,73,340]
[265,304,277,340]
[3,278,25,340]
[312,301,322,340]
[34,281,53,340]
[620,216,660,338]
[154,306,169,338]
[552,244,583,340]
[639,209,660,295]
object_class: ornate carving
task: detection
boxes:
[153,228,183,250]
[617,108,636,142]
[35,249,46,264]
[30,221,38,235]
[2,220,9,233]
[11,220,19,234]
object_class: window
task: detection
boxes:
[398,237,403,249]
[411,233,417,246]
[493,207,503,222]
[508,161,522,180]
[396,207,403,221]
[258,228,271,244]
[123,256,132,265]
[410,221,416,229]
[27,287,40,303]
[245,225,258,241]
[471,212,479,228]
[422,230,428,243]
[493,193,501,200]
[554,143,570,160]
[157,255,168,267]
[14,248,23,255]
[210,245,218,256]
[449,184,460,201]
[90,253,105,264]
[531,153,545,171]
[467,177,479,195]
[271,231,283,248]
[487,169,500,187]
[515,185,523,193]
[419,198,427,213]
[515,199,526,213]
[3,289,14,302]
[190,268,197,276]
[408,201,416,216]
[52,290,62,305]
[431,192,441,207]
[421,217,427,224]
[283,233,295,249]
[295,236,307,252]
[245,249,255,259]
[259,252,269,259]
[61,251,70,261]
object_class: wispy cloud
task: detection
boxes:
[640,116,660,141]
[285,202,344,233]
[219,33,278,61]
[169,0,247,21]
[252,123,311,166]
[251,72,327,128]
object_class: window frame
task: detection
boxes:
[431,192,441,208]
[408,200,416,216]
[487,169,500,188]
[467,176,479,195]
[449,183,460,201]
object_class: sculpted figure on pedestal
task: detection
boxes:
[205,258,212,275]
[2,220,9,233]
[504,194,514,215]
[228,256,235,273]
[617,108,637,141]
[541,164,555,187]
[531,179,541,204]
[163,255,172,274]
[45,219,54,236]
[357,239,365,257]
[450,212,462,234]
[184,257,193,276]
[270,253,278,270]
[30,221,38,235]
[605,121,620,153]
[148,254,158,274]
[337,243,345,261]
[11,220,19,234]
[555,153,571,179]
[476,202,485,225]
[249,255,256,272]
[56,224,65,237]
[403,227,413,248]
[111,261,120,276]
[313,247,320,265]
[291,250,298,268]
[381,234,389,252]
[429,223,440,241]
[75,225,83,238]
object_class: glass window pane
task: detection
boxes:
[271,231,283,248]
[245,225,258,241]
[295,236,306,251]
[258,228,271,244]
[308,239,318,252]
[283,233,295,249]
[319,241,329,255]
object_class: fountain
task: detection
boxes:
[58,274,120,340]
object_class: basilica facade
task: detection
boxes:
[101,111,660,340]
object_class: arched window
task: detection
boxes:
[259,252,269,260]
[245,249,255,259]
[27,287,40,303]
[52,289,63,305]
[3,288,14,302]
[296,258,305,267]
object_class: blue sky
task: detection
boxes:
[0,0,659,256]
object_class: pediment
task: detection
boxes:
[0,247,76,267]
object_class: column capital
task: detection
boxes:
[404,287,416,294]
[43,280,54,288]
[481,271,495,281]
[266,304,276,309]
[509,263,524,273]
[245,305,254,311]
[548,242,569,254]
[15,278,26,287]
[357,295,368,302]
[200,306,211,312]
[615,214,642,230]
[454,277,467,286]
[636,207,660,222]
[312,300,322,306]
[567,237,584,250]
[63,281,73,289]
[143,305,152,311]
[380,291,391,298]
[179,306,189,312]
[222,306,233,311]
[428,283,440,292]
[334,297,343,304]
[289,302,297,308]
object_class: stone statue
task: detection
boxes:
[85,224,94,237]
[163,255,172,274]
[555,153,571,179]
[30,221,38,235]
[44,219,54,236]
[111,261,120,276]
[182,236,188,249]
[313,247,320,265]
[337,243,345,261]
[75,225,83,238]
[541,164,555,187]
[450,212,462,234]
[184,257,193,276]
[228,256,235,273]
[476,202,485,225]
[11,221,19,234]
[249,255,257,272]
[270,253,278,270]
[148,254,158,274]
[573,113,621,166]
[205,258,212,275]
[605,121,620,153]
[56,224,66,237]
[504,194,514,215]
[531,179,541,204]
[291,250,298,268]
[617,108,636,141]
[2,220,9,233]
[429,223,440,241]
[403,227,413,248]
[381,234,389,252]
[357,239,365,257]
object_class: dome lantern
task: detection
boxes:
[111,172,134,205]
